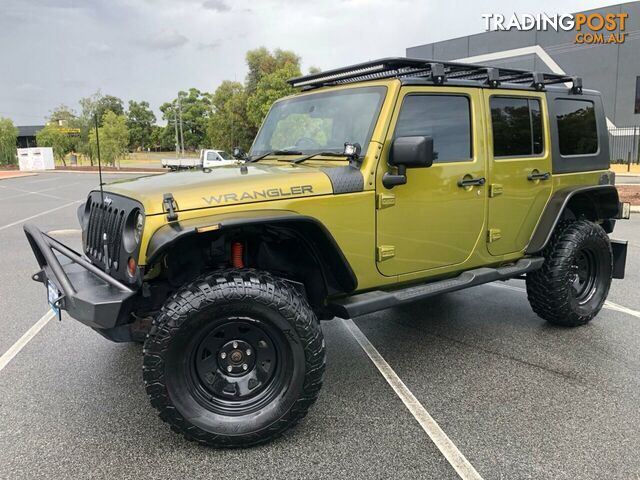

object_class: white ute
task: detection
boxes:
[161,149,238,170]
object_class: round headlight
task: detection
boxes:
[123,209,144,253]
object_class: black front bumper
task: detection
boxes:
[24,223,136,330]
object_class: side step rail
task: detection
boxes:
[330,257,544,319]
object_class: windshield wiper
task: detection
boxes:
[293,152,349,164]
[249,150,303,162]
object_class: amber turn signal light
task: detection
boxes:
[127,257,137,277]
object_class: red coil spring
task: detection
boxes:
[231,241,244,268]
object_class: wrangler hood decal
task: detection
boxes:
[103,163,334,214]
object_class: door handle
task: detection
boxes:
[527,171,550,181]
[457,176,486,187]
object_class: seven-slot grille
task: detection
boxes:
[85,197,126,271]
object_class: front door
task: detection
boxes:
[376,87,486,277]
[483,91,553,256]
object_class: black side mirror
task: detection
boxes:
[383,136,434,188]
[232,146,246,160]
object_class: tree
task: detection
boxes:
[48,105,78,126]
[206,81,253,151]
[160,88,212,151]
[127,100,156,150]
[206,47,304,152]
[0,117,18,166]
[246,63,300,129]
[46,105,82,154]
[150,125,174,151]
[79,92,125,126]
[88,111,129,167]
[99,95,125,117]
[75,92,125,164]
[245,47,300,94]
[36,124,73,166]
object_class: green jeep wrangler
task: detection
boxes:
[25,58,630,447]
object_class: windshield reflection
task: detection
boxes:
[250,86,386,156]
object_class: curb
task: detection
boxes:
[631,206,640,213]
[0,172,39,181]
[50,169,163,175]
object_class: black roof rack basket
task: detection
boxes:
[288,57,582,93]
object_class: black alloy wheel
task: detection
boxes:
[569,248,599,305]
[188,318,290,416]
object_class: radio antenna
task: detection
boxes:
[94,113,104,203]
[94,113,110,272]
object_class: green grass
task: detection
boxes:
[129,151,199,161]
[54,151,199,167]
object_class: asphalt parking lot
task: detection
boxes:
[0,172,639,480]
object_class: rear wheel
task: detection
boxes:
[526,220,612,327]
[143,269,325,447]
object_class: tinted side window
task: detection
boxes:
[635,76,640,115]
[530,100,543,155]
[490,97,543,157]
[394,95,471,162]
[555,99,598,156]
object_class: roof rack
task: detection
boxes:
[287,57,583,93]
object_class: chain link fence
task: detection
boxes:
[609,126,640,167]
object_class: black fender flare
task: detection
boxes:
[145,209,357,293]
[526,185,619,254]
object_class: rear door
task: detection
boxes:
[483,91,553,256]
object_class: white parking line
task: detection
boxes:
[47,229,82,236]
[489,282,640,318]
[1,180,85,191]
[342,318,484,480]
[0,187,64,201]
[17,177,61,185]
[0,180,84,198]
[0,200,81,232]
[602,300,640,319]
[0,311,55,372]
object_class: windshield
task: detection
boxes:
[250,86,386,156]
[218,151,233,160]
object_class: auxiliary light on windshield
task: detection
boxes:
[343,142,362,160]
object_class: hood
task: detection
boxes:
[103,162,336,215]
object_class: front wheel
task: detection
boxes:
[526,220,612,327]
[143,269,325,447]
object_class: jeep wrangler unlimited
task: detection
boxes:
[25,58,630,447]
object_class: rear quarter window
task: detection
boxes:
[555,99,598,156]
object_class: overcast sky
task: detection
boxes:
[1,0,616,125]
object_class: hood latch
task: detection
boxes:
[163,193,178,221]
